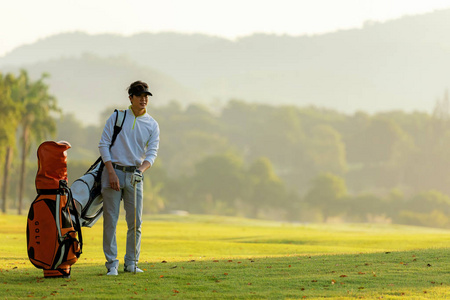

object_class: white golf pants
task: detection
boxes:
[101,167,143,270]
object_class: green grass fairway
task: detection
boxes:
[1,214,449,299]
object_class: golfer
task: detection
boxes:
[98,80,160,276]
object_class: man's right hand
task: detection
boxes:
[105,161,120,191]
[109,172,120,191]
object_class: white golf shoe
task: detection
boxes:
[124,265,144,273]
[106,267,118,276]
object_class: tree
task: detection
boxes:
[347,117,407,164]
[246,157,287,218]
[165,131,233,177]
[405,190,450,215]
[152,101,229,177]
[190,153,245,215]
[142,160,167,214]
[0,73,21,213]
[55,113,103,161]
[142,179,165,214]
[305,124,347,176]
[15,70,60,214]
[304,173,347,221]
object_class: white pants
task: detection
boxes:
[101,168,143,270]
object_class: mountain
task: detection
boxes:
[0,54,202,125]
[2,8,450,122]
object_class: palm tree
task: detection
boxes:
[16,70,60,214]
[0,73,21,213]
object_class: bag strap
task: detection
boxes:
[90,109,127,176]
[36,188,66,195]
[60,180,83,256]
[110,109,126,149]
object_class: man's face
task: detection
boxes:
[130,93,148,111]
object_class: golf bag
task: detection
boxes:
[27,141,82,278]
[71,109,126,227]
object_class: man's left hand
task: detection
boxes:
[131,169,143,185]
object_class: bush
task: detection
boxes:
[397,210,449,228]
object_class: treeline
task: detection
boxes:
[1,70,450,228]
[0,70,59,214]
[144,99,450,228]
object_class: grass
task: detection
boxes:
[1,214,449,299]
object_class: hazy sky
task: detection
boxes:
[1,0,450,56]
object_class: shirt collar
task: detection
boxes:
[129,105,147,117]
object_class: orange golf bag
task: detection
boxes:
[27,141,82,278]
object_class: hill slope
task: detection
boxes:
[1,54,201,124]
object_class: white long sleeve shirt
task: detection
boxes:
[99,108,160,167]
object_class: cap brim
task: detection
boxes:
[132,91,152,96]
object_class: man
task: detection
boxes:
[98,80,160,276]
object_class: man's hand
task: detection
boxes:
[131,169,143,186]
[109,172,120,191]
[104,161,120,191]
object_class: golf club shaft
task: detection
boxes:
[134,182,137,274]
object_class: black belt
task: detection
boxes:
[112,163,136,172]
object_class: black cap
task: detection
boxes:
[129,86,152,96]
